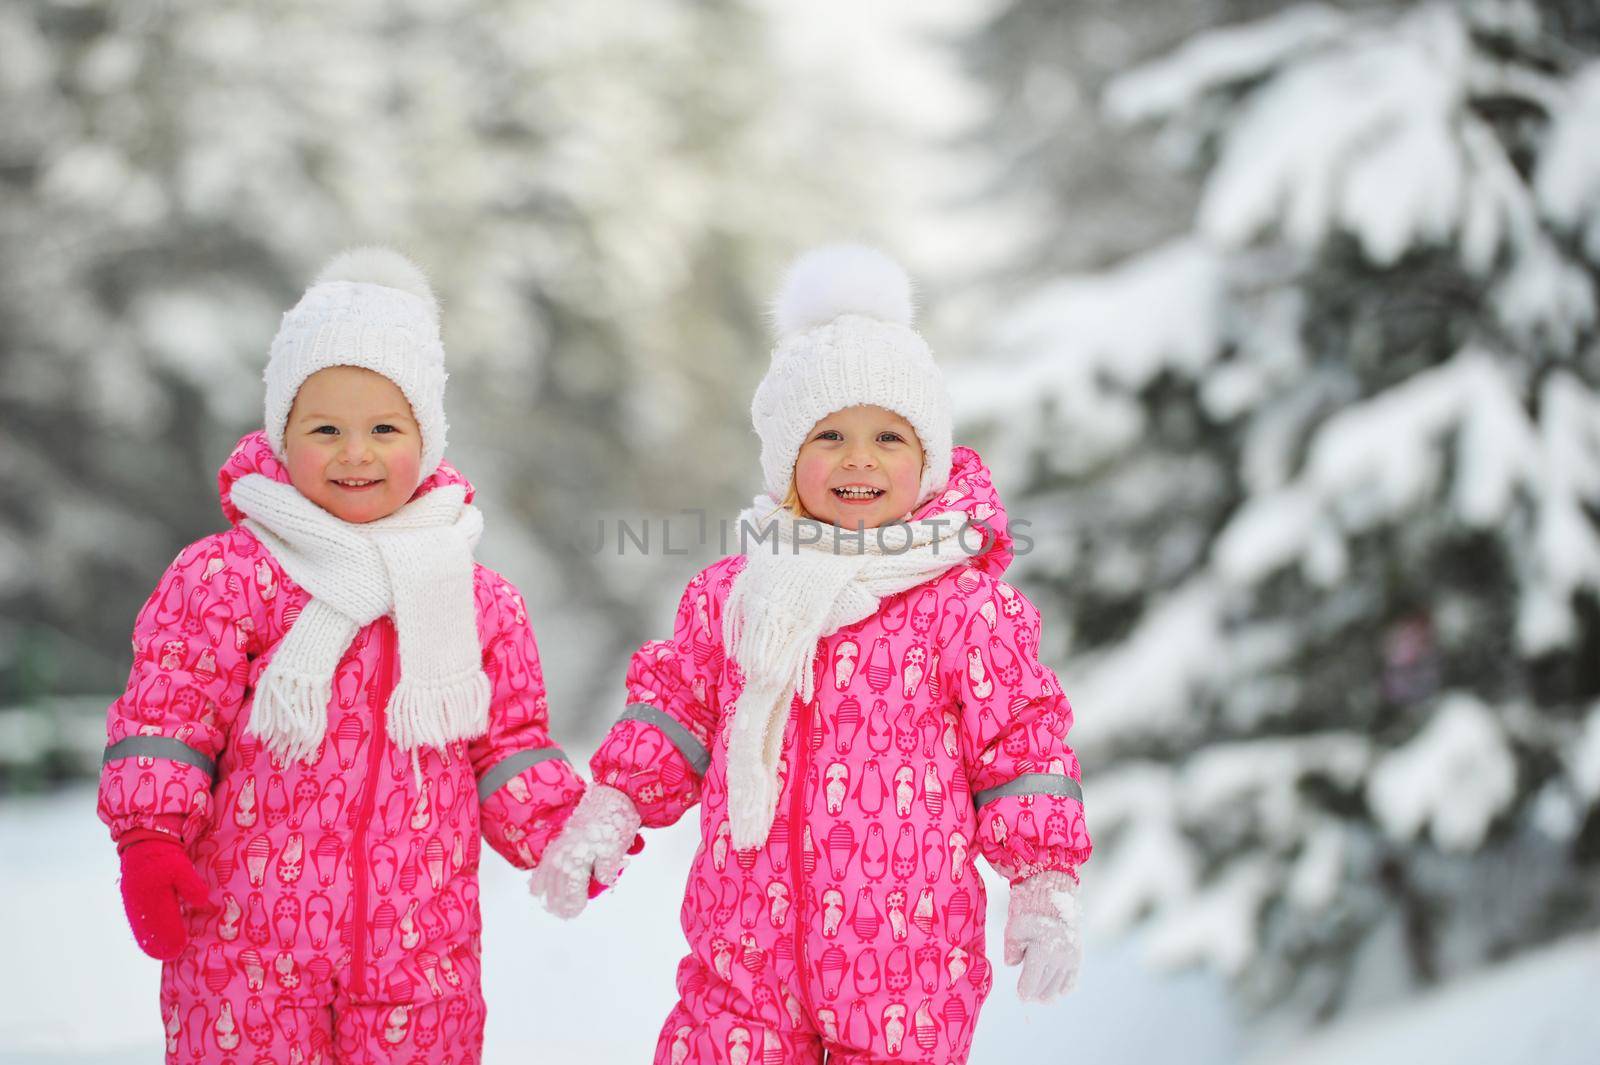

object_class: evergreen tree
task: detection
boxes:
[958,0,1600,1022]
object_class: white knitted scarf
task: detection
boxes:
[722,495,977,847]
[230,474,491,764]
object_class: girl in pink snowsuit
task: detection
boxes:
[99,249,584,1063]
[533,246,1092,1064]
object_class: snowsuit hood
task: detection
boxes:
[906,444,1015,581]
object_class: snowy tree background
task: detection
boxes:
[952,0,1600,1047]
[0,0,902,764]
[3,0,1599,1061]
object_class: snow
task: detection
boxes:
[959,229,1587,675]
[1142,857,1276,978]
[1536,61,1600,262]
[1066,578,1224,751]
[955,0,1600,1034]
[1077,763,1194,937]
[1205,349,1600,656]
[1247,929,1600,1065]
[1195,11,1471,256]
[1181,735,1368,845]
[1490,223,1598,354]
[1284,823,1346,914]
[1521,373,1600,652]
[1213,487,1323,587]
[1105,2,1599,352]
[0,784,1243,1063]
[1309,355,1475,529]
[1231,351,1318,494]
[991,239,1225,389]
[131,287,278,427]
[1102,4,1350,127]
[5,0,1598,1053]
[1082,735,1372,976]
[1365,693,1518,853]
[950,239,1227,477]
[1572,702,1600,803]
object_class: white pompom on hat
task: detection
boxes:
[753,244,952,507]
[263,246,449,478]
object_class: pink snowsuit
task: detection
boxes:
[98,432,585,1064]
[592,447,1093,1064]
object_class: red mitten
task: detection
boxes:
[118,837,211,961]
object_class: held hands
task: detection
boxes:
[118,837,212,961]
[1004,870,1083,1003]
[529,784,644,919]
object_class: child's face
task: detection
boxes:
[283,366,424,523]
[793,405,924,528]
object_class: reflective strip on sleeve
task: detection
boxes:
[477,747,571,802]
[102,735,216,778]
[974,772,1083,809]
[617,702,711,776]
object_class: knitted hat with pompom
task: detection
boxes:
[263,247,449,478]
[752,245,951,508]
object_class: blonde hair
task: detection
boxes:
[781,477,810,519]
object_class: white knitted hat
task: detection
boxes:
[752,245,952,508]
[263,247,448,478]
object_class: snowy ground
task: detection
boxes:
[8,785,1599,1064]
[0,785,1242,1064]
[1247,929,1600,1065]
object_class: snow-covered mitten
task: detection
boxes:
[528,785,643,919]
[1003,870,1082,1002]
[118,836,212,961]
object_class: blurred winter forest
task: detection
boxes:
[4,0,1600,1061]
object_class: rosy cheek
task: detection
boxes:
[284,447,328,498]
[391,454,418,485]
[793,454,833,507]
[893,459,922,500]
[384,447,424,500]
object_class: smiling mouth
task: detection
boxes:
[832,486,885,502]
[332,478,383,490]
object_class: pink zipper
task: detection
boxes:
[788,656,818,1027]
[350,618,393,997]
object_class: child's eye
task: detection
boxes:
[878,432,903,444]
[313,426,339,436]
[373,424,397,435]
[815,430,842,441]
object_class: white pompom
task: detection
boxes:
[315,246,437,319]
[773,244,915,336]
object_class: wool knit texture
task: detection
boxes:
[753,246,952,508]
[1005,870,1083,1002]
[263,251,449,478]
[721,495,979,848]
[229,474,489,763]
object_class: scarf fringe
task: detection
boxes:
[727,677,790,849]
[249,670,333,765]
[386,670,491,752]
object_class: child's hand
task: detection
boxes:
[529,785,643,919]
[1003,870,1082,1002]
[118,836,212,961]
